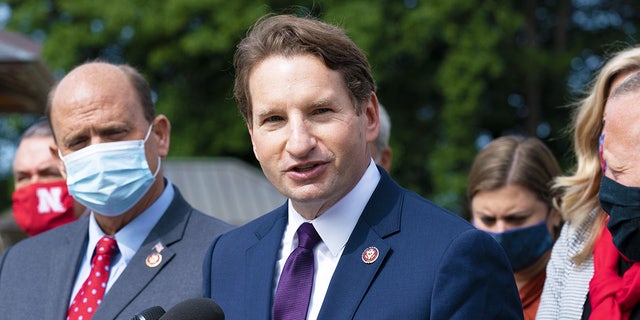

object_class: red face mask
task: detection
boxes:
[12,180,77,236]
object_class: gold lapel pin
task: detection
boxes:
[146,251,162,268]
[146,242,165,268]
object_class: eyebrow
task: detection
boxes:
[309,100,332,108]
[38,166,63,175]
[474,209,532,217]
[610,71,640,99]
[253,107,275,120]
[14,165,61,177]
[62,123,130,145]
[253,99,334,118]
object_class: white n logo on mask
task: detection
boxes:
[36,187,65,214]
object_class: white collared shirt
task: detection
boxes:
[273,159,381,320]
[69,180,174,305]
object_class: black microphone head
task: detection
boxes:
[159,297,224,320]
[131,305,166,320]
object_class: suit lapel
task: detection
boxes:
[319,229,390,319]
[92,188,190,319]
[46,218,90,319]
[245,207,287,319]
[318,170,402,319]
[95,239,177,319]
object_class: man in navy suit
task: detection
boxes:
[203,14,523,319]
[0,61,233,319]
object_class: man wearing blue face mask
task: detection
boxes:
[0,61,234,320]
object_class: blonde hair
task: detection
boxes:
[554,46,640,264]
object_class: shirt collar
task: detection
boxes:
[287,159,381,256]
[87,179,174,263]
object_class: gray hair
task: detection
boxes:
[21,119,53,140]
[373,104,391,154]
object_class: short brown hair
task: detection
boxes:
[467,135,562,208]
[233,14,376,125]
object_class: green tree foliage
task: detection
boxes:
[8,0,268,161]
[3,0,640,216]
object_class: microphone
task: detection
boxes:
[131,305,166,320]
[159,297,225,319]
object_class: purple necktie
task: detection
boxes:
[272,222,322,320]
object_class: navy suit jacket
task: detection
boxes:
[204,168,523,319]
[0,185,233,320]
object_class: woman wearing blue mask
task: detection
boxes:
[467,135,563,320]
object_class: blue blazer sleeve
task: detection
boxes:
[431,228,523,319]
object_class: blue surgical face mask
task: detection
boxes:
[60,125,161,216]
[486,221,553,272]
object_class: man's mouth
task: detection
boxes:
[293,164,317,172]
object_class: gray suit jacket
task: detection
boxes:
[0,184,233,320]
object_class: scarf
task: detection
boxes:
[589,225,640,320]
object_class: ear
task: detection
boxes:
[152,115,171,158]
[548,206,563,239]
[50,143,67,179]
[549,207,562,225]
[364,92,380,144]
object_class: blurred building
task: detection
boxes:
[0,29,53,251]
[164,157,285,226]
[0,29,53,114]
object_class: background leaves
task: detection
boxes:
[2,0,639,217]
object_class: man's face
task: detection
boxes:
[49,63,158,171]
[13,135,63,189]
[601,72,640,187]
[247,54,379,218]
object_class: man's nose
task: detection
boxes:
[285,120,316,157]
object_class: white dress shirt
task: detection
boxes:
[273,159,381,320]
[69,180,174,305]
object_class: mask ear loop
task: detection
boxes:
[143,123,154,142]
[152,157,162,178]
[143,123,162,178]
